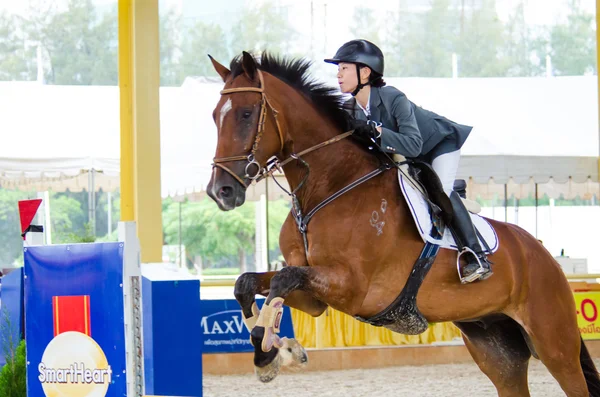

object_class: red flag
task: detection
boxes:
[18,199,42,239]
[52,295,91,337]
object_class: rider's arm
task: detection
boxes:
[378,93,423,158]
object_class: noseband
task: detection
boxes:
[212,70,285,187]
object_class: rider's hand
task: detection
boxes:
[353,122,380,144]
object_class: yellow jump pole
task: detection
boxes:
[118,0,134,222]
[118,0,163,262]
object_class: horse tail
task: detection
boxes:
[580,336,600,396]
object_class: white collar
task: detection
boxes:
[356,91,371,117]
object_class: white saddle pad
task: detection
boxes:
[398,171,499,253]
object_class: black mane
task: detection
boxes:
[229,52,350,132]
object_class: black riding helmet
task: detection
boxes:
[324,39,385,96]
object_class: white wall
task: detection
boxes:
[480,205,600,273]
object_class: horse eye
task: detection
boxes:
[287,348,292,353]
[242,111,252,119]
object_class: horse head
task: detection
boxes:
[207,51,286,211]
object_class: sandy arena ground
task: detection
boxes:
[203,359,600,397]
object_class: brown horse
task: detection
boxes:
[206,51,600,396]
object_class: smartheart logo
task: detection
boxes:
[38,331,112,397]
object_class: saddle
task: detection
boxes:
[393,154,480,221]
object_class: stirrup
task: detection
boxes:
[457,247,488,284]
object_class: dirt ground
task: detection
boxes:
[203,358,600,397]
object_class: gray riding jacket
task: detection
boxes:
[345,86,473,162]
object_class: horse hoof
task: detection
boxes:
[279,337,308,371]
[255,352,282,383]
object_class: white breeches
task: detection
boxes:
[431,149,460,196]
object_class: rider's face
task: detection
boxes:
[337,63,371,94]
[337,62,358,94]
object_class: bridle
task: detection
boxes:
[211,70,285,187]
[211,69,352,188]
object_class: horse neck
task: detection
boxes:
[273,86,381,211]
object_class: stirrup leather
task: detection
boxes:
[457,247,488,284]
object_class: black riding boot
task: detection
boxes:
[449,191,493,283]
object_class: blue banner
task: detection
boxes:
[24,243,127,397]
[200,298,295,354]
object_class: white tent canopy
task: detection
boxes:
[0,75,597,200]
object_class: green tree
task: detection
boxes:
[49,192,88,243]
[162,197,291,273]
[0,315,26,397]
[95,190,119,240]
[386,0,459,77]
[548,0,596,76]
[265,199,290,264]
[502,2,546,77]
[179,21,229,79]
[0,11,36,81]
[350,7,381,45]
[163,198,255,272]
[230,1,298,56]
[26,0,118,85]
[159,6,183,86]
[455,0,509,77]
[0,189,34,266]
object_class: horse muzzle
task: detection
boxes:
[207,178,246,211]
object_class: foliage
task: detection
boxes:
[378,0,594,77]
[350,7,380,46]
[548,0,597,76]
[0,11,36,80]
[230,1,298,57]
[55,222,96,243]
[202,267,240,276]
[0,189,35,266]
[26,0,118,85]
[0,0,594,82]
[179,21,229,80]
[162,197,290,270]
[0,310,26,397]
[159,6,183,86]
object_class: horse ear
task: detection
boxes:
[241,51,258,81]
[208,54,230,83]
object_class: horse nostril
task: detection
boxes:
[219,186,233,199]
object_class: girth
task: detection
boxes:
[354,241,440,335]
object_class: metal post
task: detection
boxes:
[88,169,96,236]
[535,183,538,238]
[265,178,270,270]
[179,201,183,268]
[108,191,112,236]
[504,184,508,222]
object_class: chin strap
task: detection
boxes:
[351,64,367,96]
[351,64,377,96]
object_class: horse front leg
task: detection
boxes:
[234,272,275,333]
[250,265,349,383]
[234,269,329,383]
[234,271,328,332]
